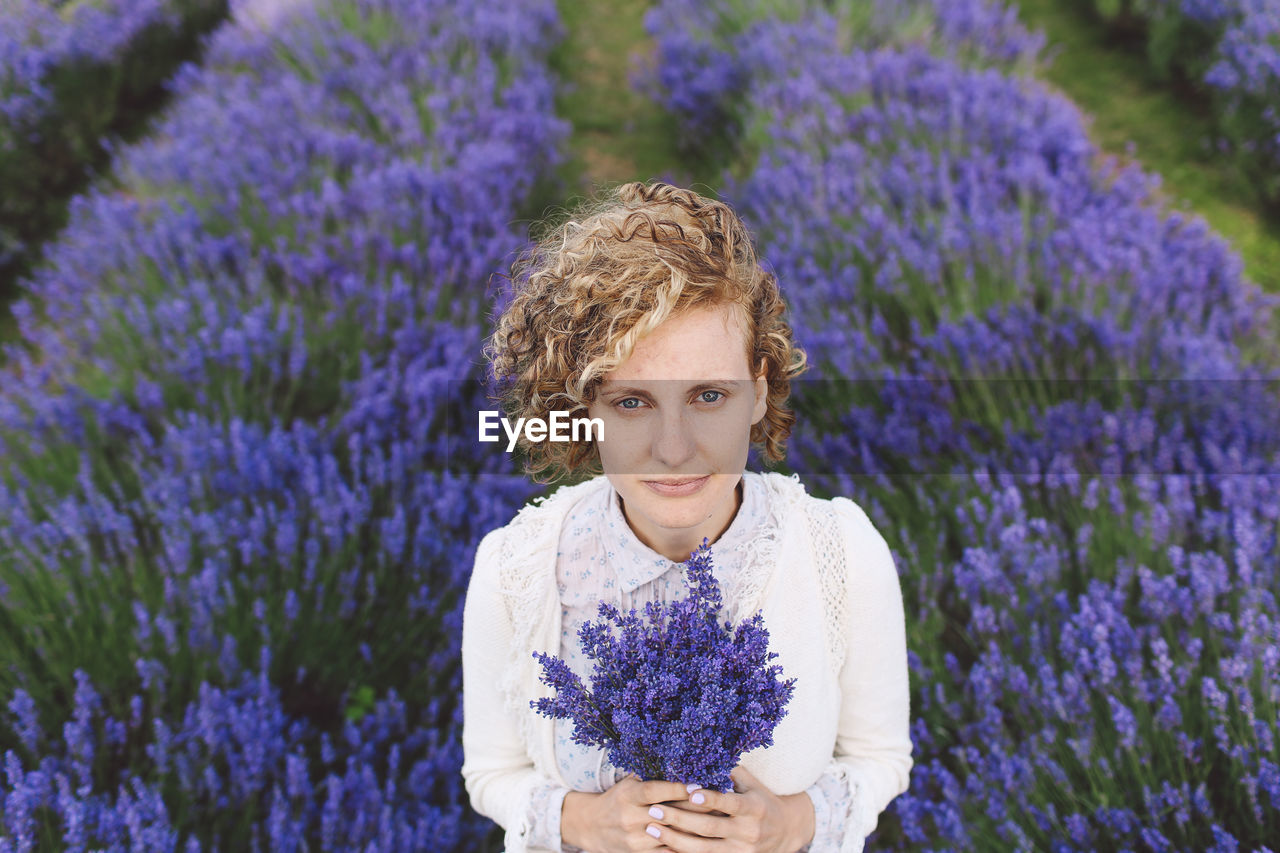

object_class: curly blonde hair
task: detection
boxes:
[485,180,808,484]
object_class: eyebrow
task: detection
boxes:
[601,380,746,397]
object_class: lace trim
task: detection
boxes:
[722,472,810,623]
[827,762,875,853]
[803,779,829,853]
[525,780,569,851]
[806,497,853,679]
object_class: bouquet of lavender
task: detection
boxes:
[530,539,796,792]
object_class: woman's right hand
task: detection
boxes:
[561,774,701,852]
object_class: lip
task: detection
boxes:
[642,475,710,497]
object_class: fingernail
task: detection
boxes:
[691,792,705,805]
[649,806,663,820]
[685,783,699,793]
[646,825,661,839]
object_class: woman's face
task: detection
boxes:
[585,302,767,563]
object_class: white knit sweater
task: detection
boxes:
[461,471,913,852]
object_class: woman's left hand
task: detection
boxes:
[645,765,814,853]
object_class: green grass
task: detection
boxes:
[1016,0,1280,295]
[548,0,724,202]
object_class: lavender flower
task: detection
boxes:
[531,539,796,792]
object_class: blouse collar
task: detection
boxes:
[602,472,765,594]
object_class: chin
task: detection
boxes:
[634,500,715,533]
[618,473,736,527]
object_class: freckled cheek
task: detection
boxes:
[697,405,756,448]
[594,417,651,464]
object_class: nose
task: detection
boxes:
[650,408,697,469]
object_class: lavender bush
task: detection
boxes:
[0,0,229,291]
[643,0,1280,848]
[883,469,1280,850]
[632,0,1043,160]
[0,0,567,847]
[531,540,795,793]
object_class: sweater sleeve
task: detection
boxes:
[822,498,914,852]
[461,525,563,851]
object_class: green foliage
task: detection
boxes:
[344,683,377,721]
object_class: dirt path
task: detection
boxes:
[553,0,718,196]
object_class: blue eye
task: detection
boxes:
[698,390,724,403]
[617,397,645,410]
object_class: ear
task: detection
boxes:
[750,359,768,426]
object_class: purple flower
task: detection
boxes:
[531,539,795,791]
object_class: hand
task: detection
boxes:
[660,785,729,820]
[642,766,815,853]
[561,774,700,852]
[660,796,729,819]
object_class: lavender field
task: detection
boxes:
[1,0,1278,850]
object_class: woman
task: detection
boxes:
[461,181,912,853]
